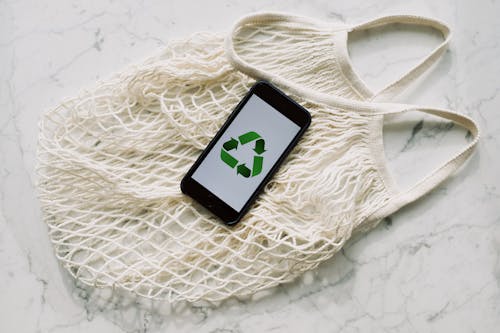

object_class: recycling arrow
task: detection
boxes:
[252,155,263,177]
[238,131,261,144]
[220,131,267,178]
[220,149,238,168]
[254,139,266,154]
[237,163,251,178]
[223,137,238,151]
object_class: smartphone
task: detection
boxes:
[180,81,311,225]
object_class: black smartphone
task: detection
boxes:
[180,81,311,225]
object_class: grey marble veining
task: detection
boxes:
[1,0,499,332]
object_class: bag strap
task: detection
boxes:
[350,15,451,101]
[366,104,480,222]
[225,12,451,102]
[225,12,343,102]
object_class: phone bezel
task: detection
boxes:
[180,80,311,225]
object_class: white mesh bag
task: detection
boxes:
[36,12,479,302]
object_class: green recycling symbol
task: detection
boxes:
[220,131,266,178]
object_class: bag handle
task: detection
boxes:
[225,12,451,102]
[224,12,342,83]
[350,15,452,101]
[225,12,343,103]
[365,104,480,222]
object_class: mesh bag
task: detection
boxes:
[36,13,478,302]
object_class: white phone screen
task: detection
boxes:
[191,94,301,211]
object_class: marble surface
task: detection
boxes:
[1,0,499,332]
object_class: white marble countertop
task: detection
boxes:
[1,1,499,332]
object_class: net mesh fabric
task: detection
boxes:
[37,32,391,302]
[232,19,365,100]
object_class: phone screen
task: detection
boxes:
[191,94,301,211]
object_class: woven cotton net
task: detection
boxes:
[37,25,392,302]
